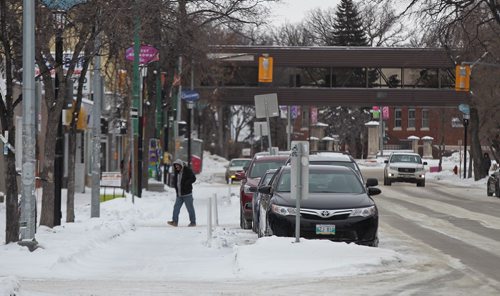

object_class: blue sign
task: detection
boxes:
[181,90,200,102]
[41,0,87,11]
[458,104,470,115]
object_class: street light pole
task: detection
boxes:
[53,11,65,226]
[19,0,37,248]
[463,115,470,179]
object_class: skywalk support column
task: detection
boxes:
[365,121,380,159]
[408,136,420,154]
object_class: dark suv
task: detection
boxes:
[238,154,289,229]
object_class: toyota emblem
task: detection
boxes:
[321,210,330,217]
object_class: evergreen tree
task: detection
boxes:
[322,0,371,158]
[332,0,368,46]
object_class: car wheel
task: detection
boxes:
[258,205,266,238]
[417,180,425,187]
[240,207,252,230]
[495,181,500,198]
[252,205,258,233]
[368,236,379,247]
[487,182,493,196]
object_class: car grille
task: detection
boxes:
[398,167,415,173]
[300,208,353,220]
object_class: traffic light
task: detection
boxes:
[101,117,108,134]
[455,65,471,91]
[258,55,273,83]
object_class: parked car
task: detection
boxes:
[237,154,289,229]
[250,169,278,233]
[384,152,427,187]
[258,165,381,246]
[487,168,500,197]
[225,158,251,184]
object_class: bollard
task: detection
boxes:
[213,193,219,226]
[207,197,213,242]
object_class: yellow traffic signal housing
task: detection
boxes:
[258,56,273,83]
[455,65,471,91]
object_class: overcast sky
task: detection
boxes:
[267,0,341,26]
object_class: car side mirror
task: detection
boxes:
[366,178,378,187]
[384,160,388,163]
[258,185,272,194]
[368,187,381,196]
[423,161,428,165]
[236,171,246,179]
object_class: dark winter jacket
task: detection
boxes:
[172,159,196,196]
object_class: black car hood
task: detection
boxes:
[271,192,374,209]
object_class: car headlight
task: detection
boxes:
[349,206,376,217]
[389,166,398,171]
[243,184,252,194]
[415,167,424,172]
[271,204,297,216]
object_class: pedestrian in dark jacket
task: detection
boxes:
[482,153,492,176]
[168,159,197,227]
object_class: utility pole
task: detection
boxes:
[131,1,141,201]
[91,33,101,218]
[19,0,37,249]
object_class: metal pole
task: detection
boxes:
[379,106,384,157]
[287,106,291,151]
[265,101,273,154]
[137,68,145,198]
[463,117,469,179]
[174,56,182,159]
[131,3,140,201]
[187,103,192,167]
[53,28,63,226]
[91,33,101,218]
[295,143,303,243]
[20,0,37,245]
[259,124,263,152]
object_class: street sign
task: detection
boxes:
[254,93,279,118]
[181,90,200,102]
[458,104,470,115]
[254,122,268,137]
[125,45,159,65]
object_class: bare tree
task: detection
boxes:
[398,0,500,179]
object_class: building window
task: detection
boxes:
[394,108,402,128]
[422,109,429,129]
[408,108,416,128]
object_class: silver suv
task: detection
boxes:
[384,152,427,187]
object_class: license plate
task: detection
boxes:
[316,224,336,235]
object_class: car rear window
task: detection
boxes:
[310,160,357,171]
[276,170,364,194]
[231,159,250,167]
[249,161,286,178]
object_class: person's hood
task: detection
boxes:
[173,159,184,167]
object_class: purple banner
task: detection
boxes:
[125,45,159,65]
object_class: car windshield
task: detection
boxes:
[276,170,365,194]
[249,161,285,178]
[230,159,250,167]
[390,154,422,164]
